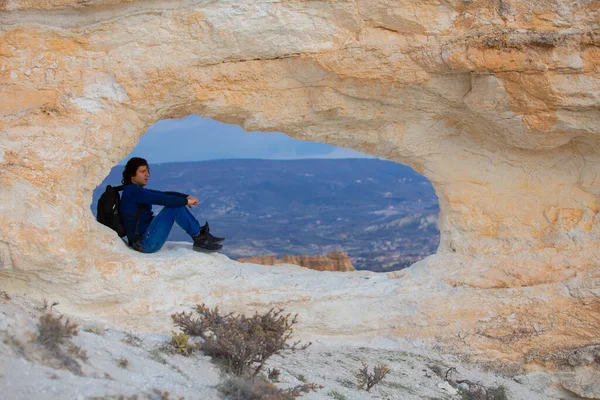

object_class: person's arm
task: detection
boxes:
[133,187,188,208]
[162,190,199,207]
[163,191,189,198]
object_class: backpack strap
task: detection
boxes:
[134,208,143,236]
[123,206,146,236]
[118,185,144,238]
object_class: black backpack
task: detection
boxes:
[96,185,127,237]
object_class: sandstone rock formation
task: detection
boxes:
[238,251,356,272]
[1,1,599,397]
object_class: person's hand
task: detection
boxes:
[187,196,199,208]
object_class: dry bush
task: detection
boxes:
[67,343,88,362]
[355,362,390,392]
[37,313,79,350]
[172,305,310,376]
[39,299,60,312]
[218,376,295,400]
[437,366,508,400]
[36,313,85,375]
[218,376,322,400]
[268,367,281,382]
[286,383,324,397]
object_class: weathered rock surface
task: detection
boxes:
[2,293,563,400]
[238,251,356,272]
[1,1,599,397]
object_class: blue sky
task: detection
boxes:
[121,114,372,164]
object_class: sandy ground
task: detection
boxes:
[0,292,571,400]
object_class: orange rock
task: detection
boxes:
[238,251,355,272]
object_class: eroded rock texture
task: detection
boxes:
[1,1,599,396]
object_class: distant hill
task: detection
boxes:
[92,159,439,271]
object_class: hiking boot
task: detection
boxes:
[192,235,223,253]
[199,221,225,243]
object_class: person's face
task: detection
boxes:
[131,165,150,187]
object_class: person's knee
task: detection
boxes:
[172,206,188,214]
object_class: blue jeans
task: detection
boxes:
[138,207,201,253]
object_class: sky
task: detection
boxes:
[120,114,372,164]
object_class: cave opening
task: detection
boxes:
[92,115,440,272]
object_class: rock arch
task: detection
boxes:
[1,1,599,387]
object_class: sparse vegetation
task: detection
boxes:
[122,333,143,347]
[35,313,84,375]
[67,343,88,362]
[172,305,321,397]
[37,313,79,351]
[336,378,355,389]
[148,347,168,365]
[434,366,509,400]
[355,362,390,392]
[117,357,129,369]
[172,304,310,376]
[458,384,508,400]
[39,299,60,312]
[268,367,281,382]
[170,331,195,356]
[217,376,322,400]
[328,390,347,400]
[218,376,296,400]
[286,382,324,397]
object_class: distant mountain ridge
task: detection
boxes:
[93,158,440,271]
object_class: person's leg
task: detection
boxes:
[139,206,220,253]
[172,207,201,238]
[140,207,202,253]
[168,207,222,252]
[139,208,177,253]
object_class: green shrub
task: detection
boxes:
[170,331,195,356]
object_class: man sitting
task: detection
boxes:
[120,157,224,253]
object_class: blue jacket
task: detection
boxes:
[120,184,189,243]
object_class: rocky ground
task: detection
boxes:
[0,292,570,400]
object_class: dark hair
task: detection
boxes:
[122,157,149,185]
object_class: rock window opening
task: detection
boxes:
[92,115,440,272]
